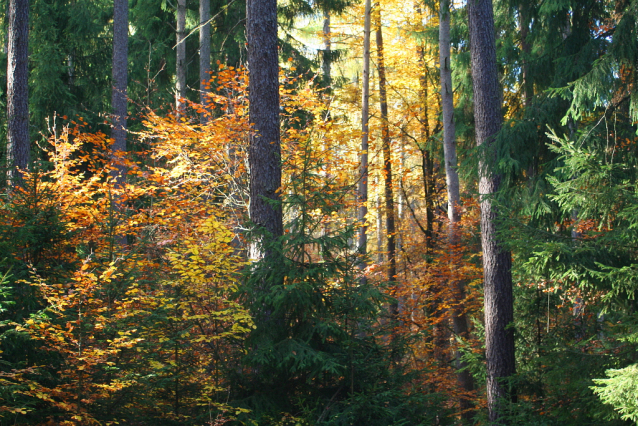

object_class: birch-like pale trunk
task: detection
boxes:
[357,0,372,276]
[439,0,475,418]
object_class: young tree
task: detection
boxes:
[112,0,128,185]
[374,9,397,318]
[199,0,210,123]
[176,0,187,112]
[357,0,372,274]
[467,0,516,421]
[6,0,30,187]
[246,0,283,258]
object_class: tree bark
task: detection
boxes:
[518,3,532,107]
[246,0,283,260]
[176,0,187,113]
[439,0,475,418]
[357,0,372,276]
[112,0,128,186]
[467,0,516,422]
[6,0,30,187]
[199,0,211,123]
[375,10,397,318]
[415,16,434,248]
[322,9,332,90]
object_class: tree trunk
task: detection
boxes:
[439,0,475,418]
[322,9,332,90]
[375,10,397,319]
[199,0,211,123]
[357,0,372,276]
[6,0,30,187]
[518,3,532,107]
[246,0,283,260]
[176,0,187,112]
[415,19,434,248]
[467,0,516,422]
[112,0,128,186]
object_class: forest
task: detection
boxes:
[1,0,638,424]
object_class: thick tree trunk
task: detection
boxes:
[199,0,211,123]
[357,0,372,275]
[375,11,397,319]
[467,0,516,422]
[176,0,187,112]
[112,0,128,186]
[246,0,283,260]
[6,0,30,187]
[439,0,475,418]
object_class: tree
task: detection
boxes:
[467,0,516,421]
[374,7,397,320]
[176,0,187,112]
[6,0,30,187]
[111,0,128,185]
[357,0,372,276]
[439,0,475,418]
[199,0,210,123]
[246,0,283,259]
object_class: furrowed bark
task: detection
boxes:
[467,0,516,422]
[246,0,283,261]
[6,0,30,187]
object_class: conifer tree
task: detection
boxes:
[467,0,516,421]
[246,0,283,259]
[6,0,30,187]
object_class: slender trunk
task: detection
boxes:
[439,0,475,418]
[199,0,211,123]
[467,0,516,422]
[6,0,30,187]
[519,3,532,107]
[112,0,128,186]
[376,191,383,263]
[397,133,405,260]
[322,9,332,90]
[415,24,434,248]
[357,0,372,276]
[176,0,187,112]
[246,0,283,260]
[375,10,397,319]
